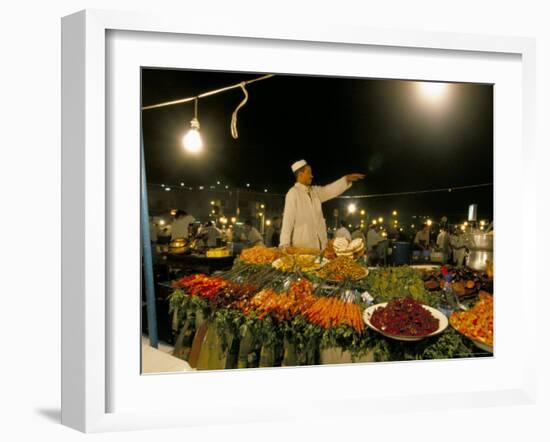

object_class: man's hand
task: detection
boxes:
[345,173,366,183]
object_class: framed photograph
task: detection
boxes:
[62,9,537,433]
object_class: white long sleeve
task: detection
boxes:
[316,176,352,203]
[279,189,297,247]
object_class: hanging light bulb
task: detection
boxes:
[182,98,203,153]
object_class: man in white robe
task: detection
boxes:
[279,160,365,251]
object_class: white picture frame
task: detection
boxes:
[61,9,537,433]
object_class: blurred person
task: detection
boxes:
[265,216,282,247]
[436,226,451,264]
[171,209,195,240]
[366,223,384,251]
[351,225,366,243]
[335,221,352,241]
[202,221,222,248]
[244,219,264,247]
[413,223,431,251]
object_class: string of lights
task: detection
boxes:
[149,182,493,198]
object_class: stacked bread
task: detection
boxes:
[332,238,365,258]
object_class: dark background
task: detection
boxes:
[141,69,493,223]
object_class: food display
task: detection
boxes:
[239,245,281,265]
[364,267,435,305]
[272,254,326,272]
[303,297,365,333]
[450,291,493,350]
[332,237,365,258]
[322,240,338,260]
[249,280,316,321]
[315,256,368,281]
[368,298,441,337]
[168,256,491,371]
[421,266,493,297]
[284,246,321,256]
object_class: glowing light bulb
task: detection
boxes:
[182,118,203,153]
[417,82,448,101]
[348,204,357,214]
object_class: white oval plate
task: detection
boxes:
[363,302,449,341]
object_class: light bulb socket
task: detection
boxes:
[190,117,200,130]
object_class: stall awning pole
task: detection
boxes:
[140,122,158,348]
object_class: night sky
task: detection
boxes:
[141,69,493,222]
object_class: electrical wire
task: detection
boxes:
[231,82,249,139]
[141,74,274,111]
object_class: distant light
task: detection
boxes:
[400,228,403,232]
[373,220,377,225]
[211,210,215,214]
[260,204,265,209]
[463,221,468,226]
[161,184,165,188]
[264,189,268,193]
[225,185,229,189]
[258,212,263,217]
[480,220,486,226]
[189,187,193,190]
[427,219,432,226]
[165,187,171,192]
[411,224,415,228]
[159,219,166,226]
[199,186,204,190]
[392,210,397,216]
[360,209,365,216]
[381,232,387,237]
[170,209,177,216]
[231,217,237,223]
[480,226,485,230]
[220,217,228,225]
[417,82,448,102]
[210,186,215,189]
[378,217,383,223]
[180,182,185,187]
[246,183,250,187]
[217,181,221,185]
[347,203,357,214]
[348,224,352,229]
[266,220,272,226]
[211,201,215,205]
[461,225,466,231]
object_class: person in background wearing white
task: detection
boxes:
[436,226,451,264]
[280,159,365,251]
[203,221,222,247]
[366,223,384,251]
[335,221,352,241]
[414,223,431,251]
[450,227,467,267]
[244,219,264,247]
[171,209,195,240]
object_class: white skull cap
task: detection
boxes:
[291,159,308,173]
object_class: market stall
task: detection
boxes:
[167,242,494,370]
